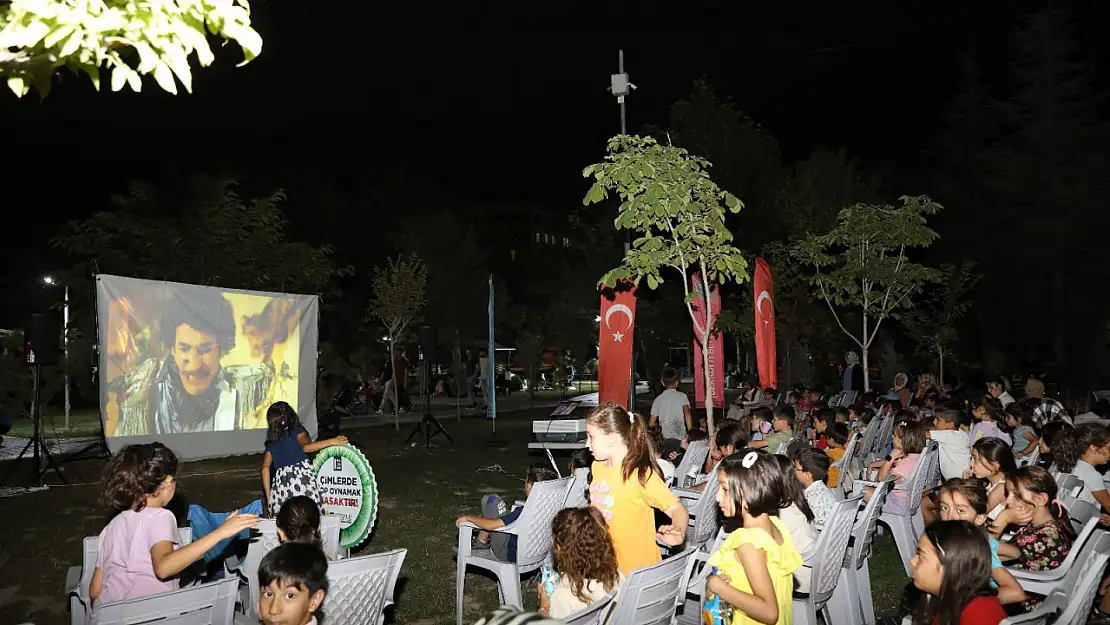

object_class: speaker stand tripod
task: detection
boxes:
[0,364,67,488]
[405,359,453,448]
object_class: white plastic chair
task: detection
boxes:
[875,443,937,576]
[566,467,590,508]
[793,496,863,625]
[838,476,893,625]
[1002,532,1110,625]
[562,590,618,625]
[96,576,238,625]
[831,433,859,495]
[455,476,574,624]
[1017,446,1040,468]
[322,548,406,625]
[674,440,710,487]
[606,547,699,625]
[680,462,721,550]
[66,527,194,625]
[1006,518,1102,597]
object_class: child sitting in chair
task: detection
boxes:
[456,463,559,562]
[258,543,329,625]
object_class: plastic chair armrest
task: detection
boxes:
[65,565,81,595]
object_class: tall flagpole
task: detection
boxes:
[488,274,497,433]
[611,50,638,411]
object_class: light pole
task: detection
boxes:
[43,276,69,429]
[609,50,638,411]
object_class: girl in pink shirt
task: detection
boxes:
[91,443,259,618]
[863,421,927,515]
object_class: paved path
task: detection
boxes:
[0,435,102,462]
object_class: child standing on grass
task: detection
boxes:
[91,443,259,618]
[649,367,694,456]
[262,401,347,517]
[705,450,803,625]
[587,403,689,575]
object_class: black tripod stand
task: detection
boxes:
[0,364,66,487]
[405,358,453,447]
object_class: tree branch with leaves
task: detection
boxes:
[1,0,262,98]
[898,262,981,385]
[366,254,427,430]
[583,135,748,434]
[792,195,943,392]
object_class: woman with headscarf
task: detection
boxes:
[916,373,938,401]
[843,351,865,392]
[888,372,912,408]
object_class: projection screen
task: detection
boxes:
[96,274,319,459]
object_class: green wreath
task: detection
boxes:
[312,444,378,550]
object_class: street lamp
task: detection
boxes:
[42,275,69,428]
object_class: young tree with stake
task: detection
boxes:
[792,195,943,392]
[367,254,428,430]
[583,135,748,435]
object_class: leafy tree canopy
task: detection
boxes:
[51,174,350,298]
[1,0,262,98]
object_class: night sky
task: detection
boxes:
[2,0,1107,328]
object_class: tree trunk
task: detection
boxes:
[389,339,399,430]
[938,345,945,387]
[734,337,741,380]
[702,332,715,435]
[862,313,871,393]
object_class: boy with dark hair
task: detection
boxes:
[833,406,851,425]
[456,463,558,562]
[258,543,328,625]
[793,447,838,529]
[649,366,694,455]
[926,408,972,481]
[825,422,850,488]
[750,405,794,452]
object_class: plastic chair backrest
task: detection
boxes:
[687,463,721,547]
[849,477,892,568]
[96,576,238,625]
[806,496,863,603]
[607,548,698,625]
[566,467,590,508]
[675,440,710,483]
[563,590,617,625]
[322,548,407,625]
[513,476,575,568]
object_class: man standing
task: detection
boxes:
[465,349,479,409]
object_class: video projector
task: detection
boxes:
[532,393,598,443]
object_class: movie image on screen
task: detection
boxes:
[97,275,317,437]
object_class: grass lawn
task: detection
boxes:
[7,408,104,439]
[0,409,909,625]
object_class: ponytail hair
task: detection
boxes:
[773,454,814,522]
[1006,466,1076,540]
[1052,423,1110,474]
[276,495,323,548]
[587,403,661,486]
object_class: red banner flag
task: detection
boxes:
[692,274,725,409]
[598,283,637,408]
[753,258,778,390]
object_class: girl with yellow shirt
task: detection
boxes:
[705,449,803,625]
[586,403,689,575]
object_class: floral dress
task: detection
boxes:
[1007,518,1073,611]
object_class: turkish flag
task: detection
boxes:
[598,282,637,408]
[692,273,725,409]
[753,258,778,390]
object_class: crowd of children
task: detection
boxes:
[82,370,1110,625]
[87,403,355,625]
